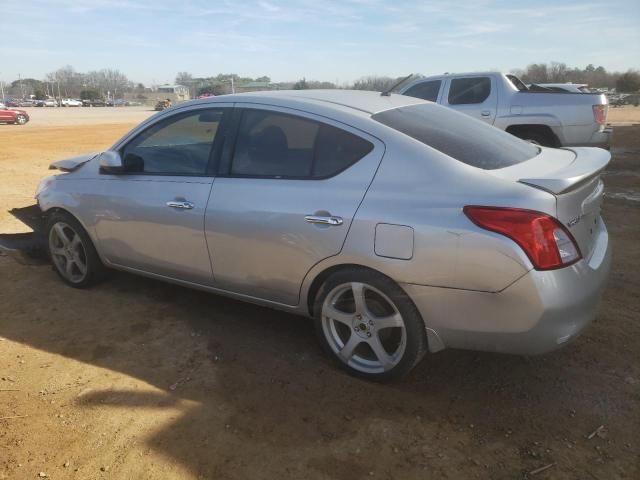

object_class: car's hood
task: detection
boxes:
[49,152,100,172]
[5,108,27,115]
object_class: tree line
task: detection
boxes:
[6,65,138,101]
[511,63,640,92]
[3,63,639,101]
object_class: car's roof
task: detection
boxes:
[193,89,427,115]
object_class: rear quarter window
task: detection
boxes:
[372,104,539,170]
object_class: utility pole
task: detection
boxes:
[0,72,4,101]
[231,77,235,94]
[18,73,24,99]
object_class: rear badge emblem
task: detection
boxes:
[567,215,582,227]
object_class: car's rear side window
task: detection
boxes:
[229,109,373,179]
[448,77,491,105]
[372,104,539,170]
[402,80,441,102]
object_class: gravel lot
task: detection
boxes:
[0,108,639,480]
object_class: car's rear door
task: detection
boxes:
[442,75,498,124]
[94,105,231,285]
[205,105,384,305]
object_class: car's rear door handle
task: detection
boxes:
[166,201,194,209]
[304,215,343,226]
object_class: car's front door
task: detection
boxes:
[442,75,498,124]
[205,106,384,305]
[94,106,230,285]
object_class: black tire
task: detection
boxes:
[313,267,428,382]
[46,211,106,288]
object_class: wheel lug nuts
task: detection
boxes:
[356,314,362,320]
[366,332,371,337]
[369,320,373,326]
[354,327,359,332]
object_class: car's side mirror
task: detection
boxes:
[98,151,125,174]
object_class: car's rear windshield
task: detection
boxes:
[372,103,539,170]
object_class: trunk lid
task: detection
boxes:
[491,147,610,260]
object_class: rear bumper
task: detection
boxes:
[403,221,612,355]
[587,128,612,149]
[556,126,612,149]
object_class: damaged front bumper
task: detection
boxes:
[0,205,48,265]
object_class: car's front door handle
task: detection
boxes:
[481,110,491,117]
[166,201,194,210]
[304,215,343,226]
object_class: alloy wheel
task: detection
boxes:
[321,282,407,374]
[49,222,88,284]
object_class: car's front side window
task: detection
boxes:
[120,109,225,175]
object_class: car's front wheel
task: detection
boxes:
[314,268,428,381]
[14,114,27,125]
[47,212,105,288]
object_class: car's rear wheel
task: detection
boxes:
[14,114,27,125]
[313,268,427,381]
[47,212,105,288]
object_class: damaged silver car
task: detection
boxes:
[0,90,612,381]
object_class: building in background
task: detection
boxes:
[155,84,190,101]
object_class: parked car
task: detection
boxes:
[399,72,611,148]
[1,91,611,381]
[35,99,58,107]
[61,98,83,107]
[0,103,29,124]
[81,99,106,107]
[4,98,27,107]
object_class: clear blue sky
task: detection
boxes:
[1,0,638,85]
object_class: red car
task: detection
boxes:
[0,103,29,125]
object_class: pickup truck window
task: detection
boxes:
[403,80,441,102]
[372,104,539,170]
[448,77,491,105]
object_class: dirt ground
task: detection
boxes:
[608,105,640,124]
[0,110,639,480]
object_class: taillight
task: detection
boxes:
[592,104,608,125]
[463,206,582,270]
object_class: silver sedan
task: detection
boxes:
[26,90,611,381]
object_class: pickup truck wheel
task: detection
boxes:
[14,114,27,125]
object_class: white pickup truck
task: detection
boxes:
[398,72,611,148]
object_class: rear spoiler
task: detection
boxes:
[518,147,610,195]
